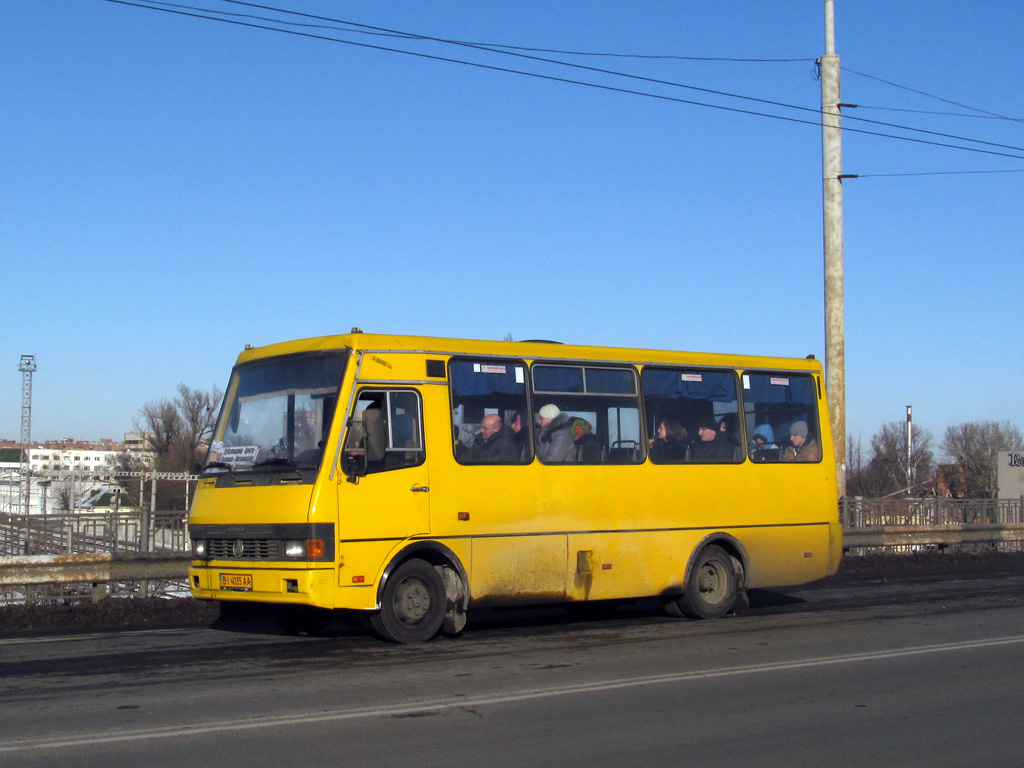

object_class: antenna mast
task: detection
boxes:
[19,354,36,515]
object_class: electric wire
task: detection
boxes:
[206,0,1024,153]
[214,1,1024,128]
[103,0,1024,163]
[849,169,1024,178]
[842,67,1024,124]
[849,106,1011,120]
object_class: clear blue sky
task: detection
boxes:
[2,0,1022,452]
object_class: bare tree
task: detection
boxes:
[175,383,222,467]
[941,421,1024,498]
[138,399,182,458]
[870,421,935,496]
[845,434,872,497]
[135,384,223,474]
[846,423,935,497]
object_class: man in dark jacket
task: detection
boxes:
[467,414,519,463]
[692,415,734,461]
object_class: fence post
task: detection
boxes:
[141,503,151,555]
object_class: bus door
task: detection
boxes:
[338,388,430,546]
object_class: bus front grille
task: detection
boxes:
[207,539,281,559]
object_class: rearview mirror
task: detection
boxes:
[342,451,366,484]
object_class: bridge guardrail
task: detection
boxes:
[2,498,1023,604]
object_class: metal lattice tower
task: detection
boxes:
[19,355,36,514]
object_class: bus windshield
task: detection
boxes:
[204,352,347,475]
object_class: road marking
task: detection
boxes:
[4,634,1024,753]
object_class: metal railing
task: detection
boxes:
[2,497,1024,606]
[0,509,190,605]
[840,497,1024,555]
[0,510,188,557]
[841,497,1024,528]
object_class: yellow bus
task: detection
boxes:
[188,332,841,642]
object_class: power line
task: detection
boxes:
[847,168,1024,178]
[851,106,1012,120]
[147,0,1024,130]
[213,0,815,62]
[208,1,1024,152]
[103,0,1024,161]
[842,67,1024,124]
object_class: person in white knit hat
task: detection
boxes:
[535,404,576,463]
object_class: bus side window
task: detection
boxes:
[741,372,822,463]
[531,364,642,465]
[449,359,531,465]
[641,367,742,464]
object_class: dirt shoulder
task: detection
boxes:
[2,551,1023,638]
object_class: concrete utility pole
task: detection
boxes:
[906,405,914,493]
[19,354,37,515]
[820,0,846,497]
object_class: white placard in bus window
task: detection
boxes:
[220,445,259,470]
[771,377,790,386]
[680,373,703,382]
[479,364,507,374]
[515,366,524,384]
[742,374,750,389]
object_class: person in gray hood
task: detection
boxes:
[535,404,576,463]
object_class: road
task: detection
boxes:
[2,573,1023,767]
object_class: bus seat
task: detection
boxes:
[362,408,387,462]
[576,433,604,463]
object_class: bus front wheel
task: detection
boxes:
[675,544,738,620]
[370,559,446,643]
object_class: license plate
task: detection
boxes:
[219,573,253,591]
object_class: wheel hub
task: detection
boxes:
[395,577,431,623]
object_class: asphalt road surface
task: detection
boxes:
[2,572,1023,767]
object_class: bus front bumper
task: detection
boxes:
[189,563,336,608]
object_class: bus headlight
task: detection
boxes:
[193,540,207,558]
[284,540,306,558]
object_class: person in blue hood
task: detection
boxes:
[750,423,778,460]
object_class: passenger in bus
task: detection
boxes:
[751,424,777,448]
[467,414,519,463]
[453,425,466,460]
[510,411,530,452]
[648,418,689,462]
[781,420,822,462]
[692,416,734,461]
[749,423,781,461]
[718,413,742,456]
[535,404,576,463]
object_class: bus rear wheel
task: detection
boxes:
[370,559,446,643]
[675,544,738,619]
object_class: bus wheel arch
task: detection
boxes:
[376,542,469,641]
[667,535,748,620]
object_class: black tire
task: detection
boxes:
[676,544,738,619]
[370,559,446,643]
[273,605,334,635]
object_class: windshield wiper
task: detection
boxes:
[251,457,302,475]
[203,461,235,477]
